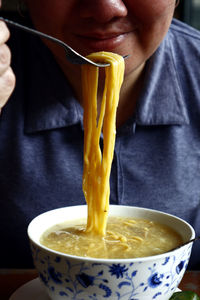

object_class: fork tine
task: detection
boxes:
[62,43,110,67]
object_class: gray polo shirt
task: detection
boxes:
[0,19,200,269]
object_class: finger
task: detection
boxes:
[0,44,11,75]
[0,21,10,45]
[0,66,16,111]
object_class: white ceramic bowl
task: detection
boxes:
[28,205,195,300]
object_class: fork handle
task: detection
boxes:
[0,16,67,49]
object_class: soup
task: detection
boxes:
[40,216,182,259]
[41,53,183,260]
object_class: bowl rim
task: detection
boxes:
[27,205,195,264]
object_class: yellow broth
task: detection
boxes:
[40,217,183,259]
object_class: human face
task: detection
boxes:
[26,0,176,78]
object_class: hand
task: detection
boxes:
[0,14,16,114]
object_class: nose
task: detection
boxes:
[79,0,128,23]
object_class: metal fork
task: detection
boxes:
[0,16,128,68]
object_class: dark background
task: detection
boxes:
[175,0,200,30]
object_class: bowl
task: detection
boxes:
[28,205,195,300]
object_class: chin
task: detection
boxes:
[123,57,145,78]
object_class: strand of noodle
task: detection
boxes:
[82,66,97,230]
[82,52,124,235]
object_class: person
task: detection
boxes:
[0,0,200,269]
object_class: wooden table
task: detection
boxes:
[0,269,200,300]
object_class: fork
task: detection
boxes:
[0,16,128,68]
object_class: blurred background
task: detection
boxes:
[174,0,200,30]
[1,0,200,30]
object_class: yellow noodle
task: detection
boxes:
[82,52,124,235]
[129,236,144,242]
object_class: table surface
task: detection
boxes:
[0,269,200,300]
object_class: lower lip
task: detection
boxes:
[77,33,129,52]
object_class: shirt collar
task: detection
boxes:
[136,29,189,126]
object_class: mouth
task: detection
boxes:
[76,31,132,52]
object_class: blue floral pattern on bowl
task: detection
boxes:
[30,242,192,300]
